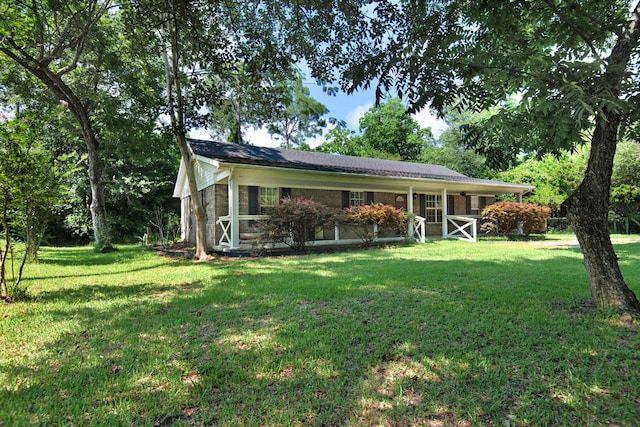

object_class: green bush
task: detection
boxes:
[481,201,551,236]
[341,203,407,245]
[258,197,336,251]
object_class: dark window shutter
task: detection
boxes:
[480,196,487,211]
[419,194,426,217]
[465,196,471,214]
[366,192,374,204]
[342,191,350,208]
[281,188,291,199]
[447,195,455,215]
[248,186,259,215]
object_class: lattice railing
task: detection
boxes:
[445,215,477,242]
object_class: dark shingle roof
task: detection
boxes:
[188,139,520,187]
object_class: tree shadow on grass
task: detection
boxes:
[2,245,639,426]
[37,245,147,267]
[29,262,181,287]
[35,281,205,304]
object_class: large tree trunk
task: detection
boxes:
[85,125,112,252]
[0,61,112,252]
[175,136,209,260]
[564,113,640,313]
[562,3,640,312]
[0,3,114,253]
[40,69,113,252]
[161,7,209,260]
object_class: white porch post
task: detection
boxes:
[516,192,523,235]
[228,168,240,248]
[442,188,448,239]
[407,186,414,237]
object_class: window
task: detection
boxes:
[350,191,365,207]
[259,187,279,213]
[425,194,442,223]
[471,195,479,211]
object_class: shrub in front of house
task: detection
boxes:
[257,197,336,251]
[341,203,407,245]
[481,201,551,236]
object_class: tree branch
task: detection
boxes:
[55,1,112,76]
[540,0,598,57]
[29,0,46,61]
[457,62,562,89]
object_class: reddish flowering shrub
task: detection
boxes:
[258,197,336,251]
[341,203,407,245]
[481,202,551,236]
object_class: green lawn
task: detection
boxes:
[1,240,639,426]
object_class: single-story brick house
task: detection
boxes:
[173,139,533,251]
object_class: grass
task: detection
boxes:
[1,240,639,426]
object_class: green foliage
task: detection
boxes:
[481,201,551,236]
[358,97,431,161]
[146,207,181,248]
[315,127,363,156]
[316,97,434,161]
[258,197,336,251]
[267,71,330,149]
[206,62,294,144]
[302,1,638,168]
[422,108,492,178]
[0,118,61,298]
[611,140,640,219]
[1,1,173,251]
[341,203,407,245]
[497,150,588,215]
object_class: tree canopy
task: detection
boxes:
[267,71,330,149]
[317,97,433,161]
[305,0,640,312]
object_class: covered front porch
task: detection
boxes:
[215,211,481,251]
[207,166,525,251]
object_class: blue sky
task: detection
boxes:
[189,81,449,148]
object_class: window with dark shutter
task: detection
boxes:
[342,191,350,208]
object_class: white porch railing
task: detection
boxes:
[216,214,269,247]
[412,215,426,243]
[216,215,232,247]
[445,215,477,242]
[216,213,467,247]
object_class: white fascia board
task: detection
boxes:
[172,156,222,198]
[194,155,220,168]
[172,160,187,198]
[216,162,534,195]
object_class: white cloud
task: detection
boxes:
[346,101,374,129]
[243,127,280,147]
[188,127,211,140]
[412,109,449,138]
[189,125,330,149]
